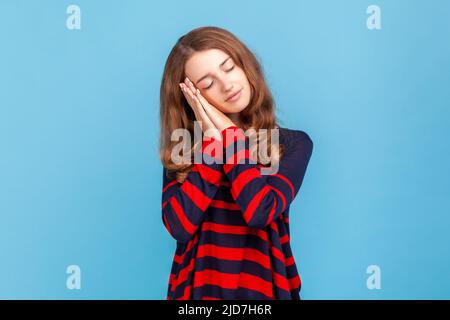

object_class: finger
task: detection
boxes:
[193,95,216,124]
[183,78,195,99]
[182,84,206,120]
[190,89,218,125]
[194,89,222,120]
[181,83,195,103]
[180,83,189,97]
[180,84,190,103]
[185,76,194,88]
[194,88,209,106]
[186,77,198,94]
[194,89,215,111]
[181,83,220,136]
[184,77,194,92]
[180,85,199,115]
[193,98,215,133]
[194,96,209,119]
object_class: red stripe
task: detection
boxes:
[210,200,240,210]
[180,282,192,299]
[280,234,289,245]
[173,236,198,265]
[202,222,268,242]
[270,221,279,233]
[169,197,197,235]
[242,247,272,270]
[288,274,301,290]
[193,269,239,290]
[181,179,212,211]
[272,271,290,292]
[271,245,285,264]
[238,272,274,298]
[273,174,294,201]
[192,164,222,185]
[285,256,295,267]
[162,180,178,193]
[265,197,277,226]
[171,255,195,293]
[202,137,224,160]
[268,185,286,212]
[202,222,250,235]
[193,269,274,298]
[168,273,176,289]
[242,185,271,224]
[170,237,199,293]
[230,167,260,198]
[173,253,182,265]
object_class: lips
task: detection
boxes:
[226,89,242,102]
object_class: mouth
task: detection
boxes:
[226,89,242,102]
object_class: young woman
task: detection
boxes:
[159,26,313,300]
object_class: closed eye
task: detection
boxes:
[204,65,235,90]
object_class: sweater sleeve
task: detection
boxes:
[161,136,224,243]
[221,126,313,229]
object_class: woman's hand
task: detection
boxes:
[180,79,220,141]
[182,77,237,134]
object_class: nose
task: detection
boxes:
[220,78,234,92]
[216,71,234,92]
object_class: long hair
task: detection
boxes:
[159,26,285,183]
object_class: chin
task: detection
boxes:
[222,103,248,114]
[235,103,249,113]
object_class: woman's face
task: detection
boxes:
[184,49,252,116]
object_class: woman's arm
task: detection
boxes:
[161,78,229,243]
[220,126,313,229]
[161,137,224,243]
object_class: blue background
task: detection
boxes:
[1,0,449,299]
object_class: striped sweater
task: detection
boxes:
[162,125,313,300]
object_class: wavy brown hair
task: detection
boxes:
[159,26,285,183]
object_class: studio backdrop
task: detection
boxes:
[1,0,449,299]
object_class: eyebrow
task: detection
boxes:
[195,56,232,84]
